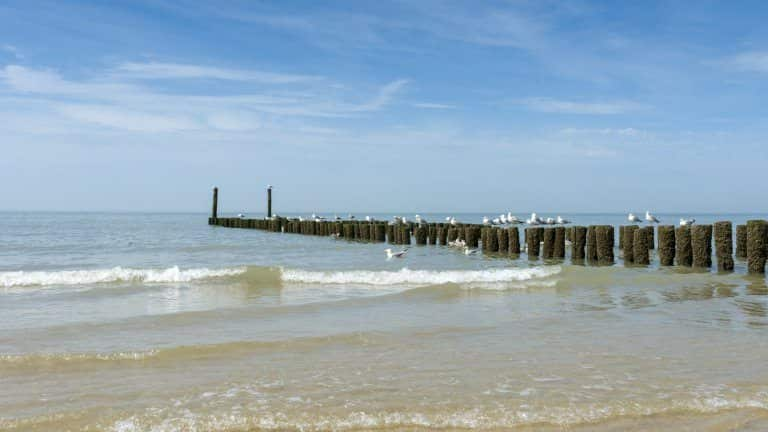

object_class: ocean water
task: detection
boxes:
[2,212,768,431]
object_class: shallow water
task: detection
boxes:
[1,212,768,431]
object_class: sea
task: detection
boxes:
[2,212,768,431]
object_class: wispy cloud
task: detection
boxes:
[0,63,408,133]
[1,44,22,59]
[114,62,322,83]
[412,102,457,110]
[519,98,647,115]
[726,51,768,73]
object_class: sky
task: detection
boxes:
[1,0,767,214]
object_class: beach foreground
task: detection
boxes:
[2,213,768,431]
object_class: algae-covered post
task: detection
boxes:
[714,221,734,271]
[633,228,650,265]
[691,225,713,269]
[267,185,273,218]
[586,226,598,262]
[553,227,566,259]
[508,227,521,255]
[623,225,638,264]
[572,226,587,261]
[675,226,693,267]
[657,225,675,266]
[526,228,540,260]
[736,224,747,259]
[542,228,555,259]
[747,220,768,274]
[595,225,615,264]
[497,228,509,253]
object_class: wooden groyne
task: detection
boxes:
[207,188,768,274]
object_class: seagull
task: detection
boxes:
[348,214,356,220]
[545,217,556,225]
[334,215,342,221]
[450,217,458,226]
[237,213,245,218]
[492,217,502,225]
[645,211,660,223]
[365,215,372,222]
[445,216,451,222]
[500,214,508,224]
[483,216,490,225]
[415,214,427,225]
[680,218,696,226]
[463,246,478,255]
[507,213,522,224]
[385,248,408,259]
[330,232,341,239]
[628,213,642,223]
[526,216,541,225]
[556,216,571,224]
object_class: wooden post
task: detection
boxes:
[497,228,509,253]
[415,226,428,245]
[595,225,615,264]
[542,228,555,259]
[484,227,499,253]
[553,227,566,259]
[675,226,692,267]
[691,225,713,268]
[508,227,520,255]
[267,186,273,218]
[572,226,587,261]
[747,220,768,274]
[736,224,747,258]
[657,225,675,266]
[587,225,599,262]
[644,226,655,250]
[526,228,540,259]
[713,221,734,271]
[623,225,638,264]
[211,187,218,223]
[633,228,650,265]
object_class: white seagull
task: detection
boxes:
[556,216,571,224]
[500,214,508,224]
[450,217,458,226]
[545,217,556,225]
[680,218,696,226]
[645,211,660,223]
[483,216,490,225]
[385,248,408,259]
[237,213,245,218]
[628,213,642,223]
[463,246,478,255]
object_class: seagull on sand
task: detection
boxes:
[645,211,660,223]
[385,248,408,259]
[628,213,642,223]
[680,218,696,226]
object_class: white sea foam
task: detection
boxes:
[280,266,561,286]
[0,266,246,288]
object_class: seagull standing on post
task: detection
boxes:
[628,213,642,223]
[645,211,660,223]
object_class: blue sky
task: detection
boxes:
[1,0,767,213]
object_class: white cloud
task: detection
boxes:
[560,127,641,136]
[727,51,768,73]
[519,98,647,115]
[58,104,200,132]
[1,44,22,59]
[412,102,457,109]
[115,62,322,83]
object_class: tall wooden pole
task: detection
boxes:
[211,187,218,220]
[267,185,273,218]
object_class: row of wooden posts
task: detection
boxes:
[208,215,768,274]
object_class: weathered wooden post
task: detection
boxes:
[467,226,481,248]
[595,225,615,264]
[438,226,448,245]
[633,228,650,265]
[623,225,638,264]
[736,224,747,259]
[747,220,768,274]
[644,226,655,250]
[713,221,734,271]
[427,225,437,245]
[497,228,509,253]
[587,225,598,262]
[415,225,427,245]
[508,227,520,255]
[541,228,555,258]
[657,225,675,266]
[691,224,713,268]
[386,224,395,243]
[267,185,273,218]
[526,228,540,259]
[572,226,587,261]
[553,227,566,259]
[675,226,692,267]
[447,227,459,243]
[210,187,218,224]
[484,227,499,253]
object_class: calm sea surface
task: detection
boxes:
[2,212,768,431]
